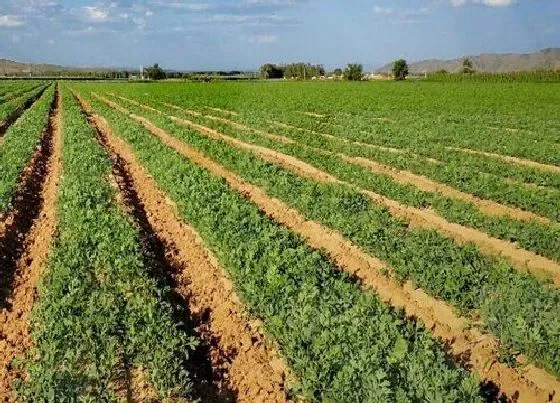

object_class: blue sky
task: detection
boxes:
[0,0,558,70]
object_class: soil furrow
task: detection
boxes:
[108,95,560,285]
[77,93,288,403]
[0,86,49,139]
[0,87,62,402]
[449,147,560,174]
[95,93,560,402]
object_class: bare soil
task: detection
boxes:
[96,95,560,402]
[0,88,62,402]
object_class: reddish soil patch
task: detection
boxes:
[95,95,560,401]
[0,88,62,402]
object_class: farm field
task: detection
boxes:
[1,79,560,402]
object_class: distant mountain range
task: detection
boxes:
[376,48,560,73]
[0,59,116,75]
[2,47,560,76]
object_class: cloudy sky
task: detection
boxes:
[0,0,558,70]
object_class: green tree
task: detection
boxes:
[392,59,409,81]
[462,58,475,74]
[259,63,283,79]
[344,63,363,81]
[333,68,343,78]
[145,63,166,80]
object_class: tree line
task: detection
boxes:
[259,60,411,81]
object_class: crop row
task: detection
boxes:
[109,81,560,165]
[0,85,54,214]
[97,83,560,220]
[76,88,488,402]
[17,88,198,400]
[0,82,45,103]
[0,81,42,99]
[0,84,48,124]
[84,90,560,383]
[242,115,560,222]
[102,92,560,270]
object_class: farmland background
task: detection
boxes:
[1,78,560,402]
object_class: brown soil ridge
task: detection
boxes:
[78,93,288,403]
[94,93,560,402]
[449,147,560,174]
[0,87,62,402]
[0,85,49,139]
[105,96,560,286]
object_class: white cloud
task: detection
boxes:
[373,6,394,15]
[372,6,430,23]
[246,34,278,43]
[448,0,515,6]
[0,14,24,27]
[83,6,109,22]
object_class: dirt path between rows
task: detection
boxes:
[449,147,560,174]
[0,87,62,402]
[106,95,560,286]
[78,93,288,403]
[96,94,560,402]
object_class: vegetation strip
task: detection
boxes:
[0,85,49,138]
[0,86,54,215]
[108,94,560,284]
[88,91,560,401]
[449,147,560,174]
[17,88,201,401]
[94,92,560,387]
[0,86,62,402]
[269,119,560,221]
[156,99,560,266]
[84,90,489,402]
[76,93,288,402]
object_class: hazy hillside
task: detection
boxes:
[0,59,115,75]
[377,48,560,73]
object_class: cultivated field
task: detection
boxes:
[0,79,559,402]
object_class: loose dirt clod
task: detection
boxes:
[77,92,288,403]
[95,95,560,402]
[0,87,62,402]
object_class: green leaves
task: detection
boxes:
[18,88,197,401]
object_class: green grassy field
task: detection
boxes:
[1,79,559,401]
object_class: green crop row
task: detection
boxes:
[86,90,560,380]
[102,90,560,266]
[0,81,42,98]
[0,85,54,214]
[98,80,560,165]
[0,82,45,103]
[0,84,48,123]
[17,88,198,401]
[78,89,486,402]
[244,115,560,222]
